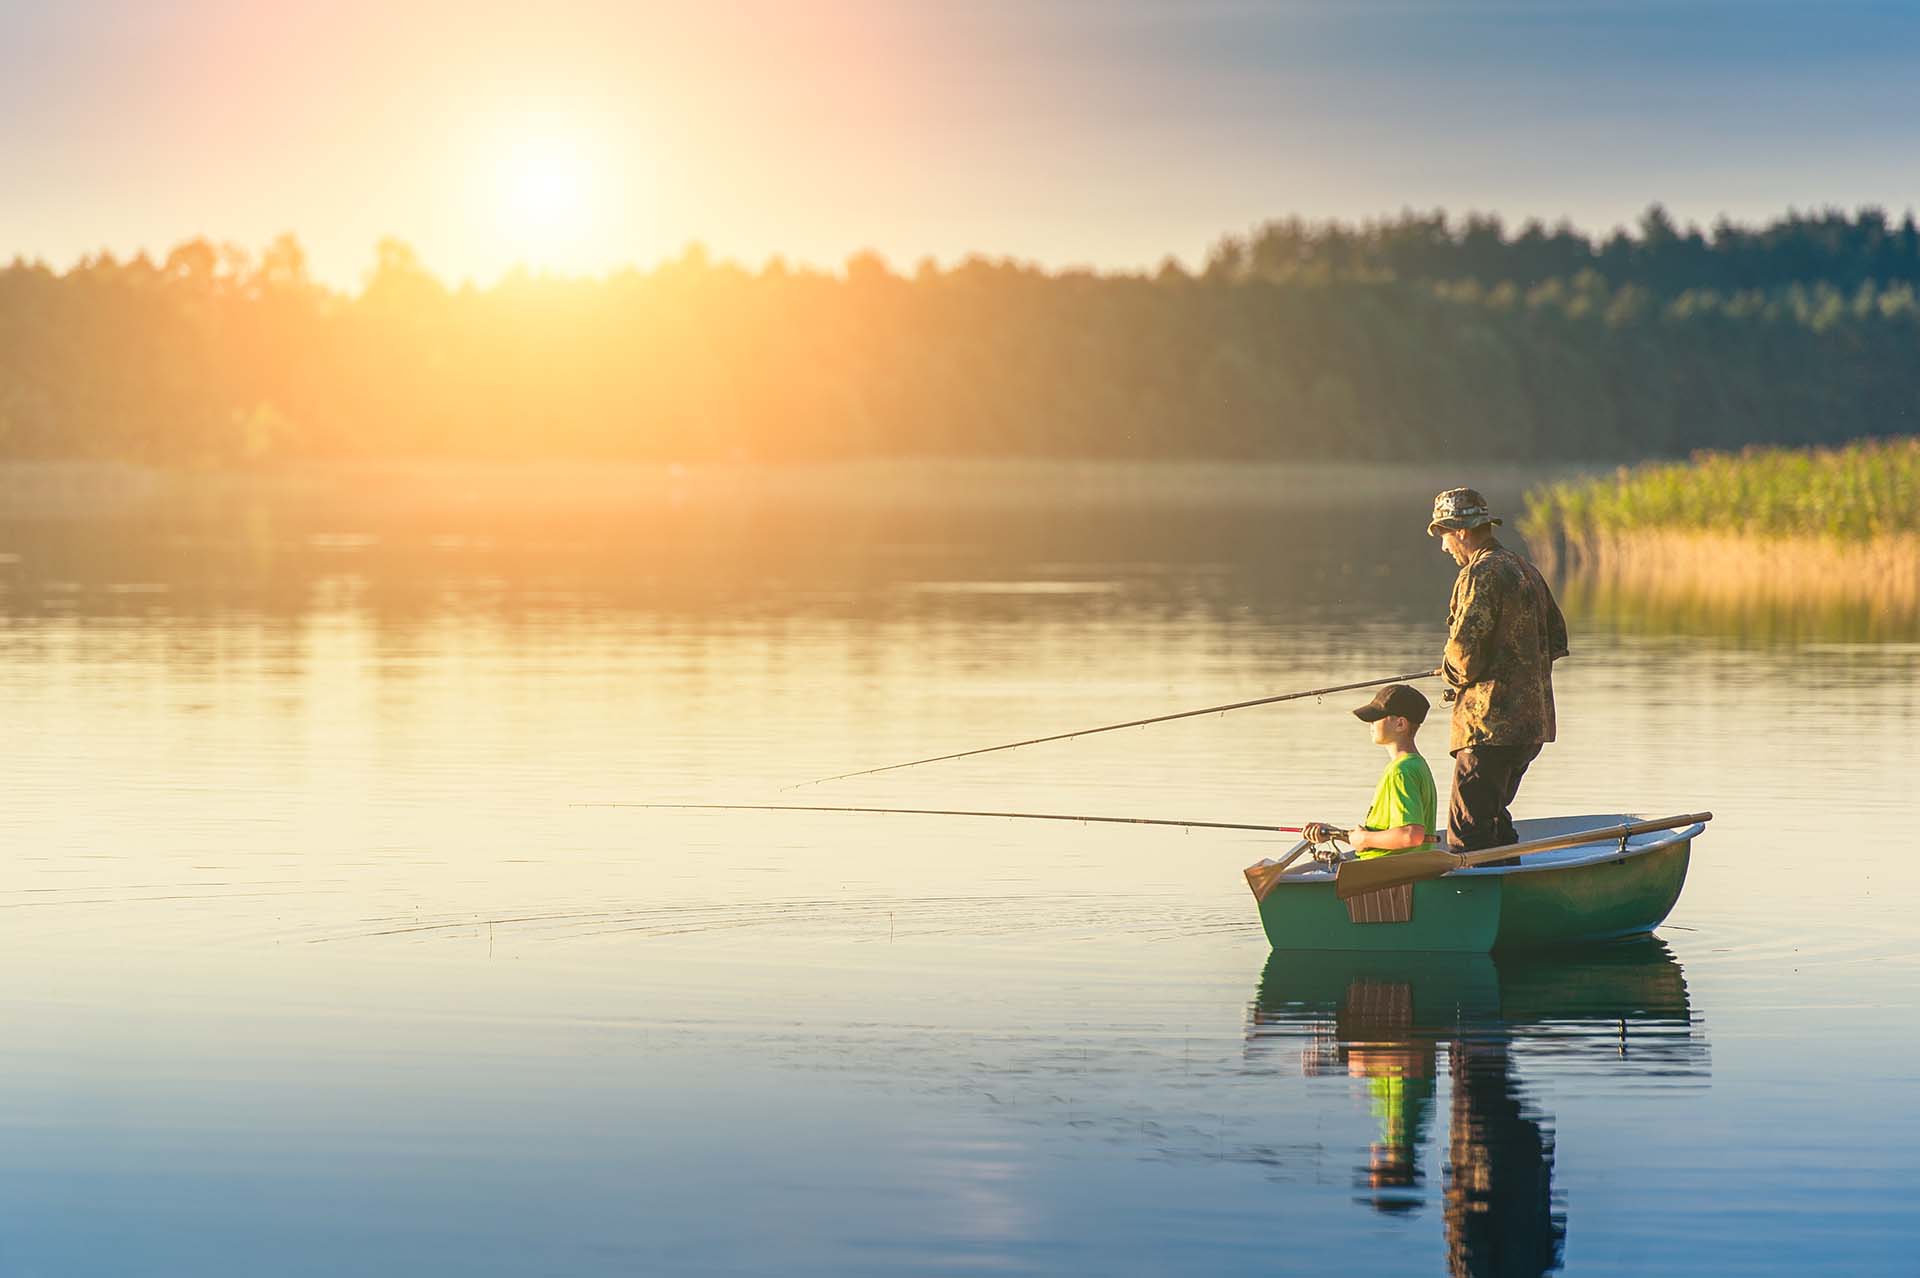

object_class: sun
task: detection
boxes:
[492,131,597,265]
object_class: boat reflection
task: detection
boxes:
[1249,939,1709,1276]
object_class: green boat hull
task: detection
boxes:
[1249,821,1694,953]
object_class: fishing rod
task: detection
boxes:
[582,801,1331,838]
[789,667,1441,788]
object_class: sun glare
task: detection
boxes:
[492,131,598,269]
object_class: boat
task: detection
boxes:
[1244,813,1705,952]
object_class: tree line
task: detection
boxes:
[1209,205,1920,296]
[1,207,1916,466]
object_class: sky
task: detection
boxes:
[3,0,1919,289]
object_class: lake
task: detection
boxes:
[0,464,1912,1275]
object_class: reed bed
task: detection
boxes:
[1522,439,1920,622]
[1525,438,1920,548]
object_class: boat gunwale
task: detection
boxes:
[1263,813,1705,888]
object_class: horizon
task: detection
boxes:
[6,0,1919,290]
[14,200,1920,292]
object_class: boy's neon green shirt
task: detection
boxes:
[1356,752,1438,860]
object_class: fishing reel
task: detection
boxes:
[1302,824,1355,868]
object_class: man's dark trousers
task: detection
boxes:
[1448,744,1543,856]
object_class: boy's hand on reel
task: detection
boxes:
[1301,821,1348,845]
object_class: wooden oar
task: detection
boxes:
[586,801,1310,836]
[1334,812,1712,901]
[789,668,1441,788]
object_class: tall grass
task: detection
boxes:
[1524,437,1920,547]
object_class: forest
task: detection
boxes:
[1,206,1916,465]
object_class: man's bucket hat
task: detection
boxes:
[1427,487,1504,537]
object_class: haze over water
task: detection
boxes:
[1,465,1912,1275]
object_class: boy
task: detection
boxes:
[1302,684,1438,860]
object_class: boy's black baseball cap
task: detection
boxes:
[1352,684,1430,726]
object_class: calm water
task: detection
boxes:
[0,467,1914,1276]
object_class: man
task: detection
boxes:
[1429,487,1569,853]
[1301,684,1437,860]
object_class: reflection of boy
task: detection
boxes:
[1302,685,1438,860]
[1363,1066,1437,1206]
